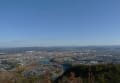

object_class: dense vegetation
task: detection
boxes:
[55,64,120,83]
[0,64,120,83]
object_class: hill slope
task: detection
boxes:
[55,64,120,83]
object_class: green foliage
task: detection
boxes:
[1,64,120,83]
[56,64,120,83]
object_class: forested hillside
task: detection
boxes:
[55,64,120,83]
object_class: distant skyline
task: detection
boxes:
[0,0,120,47]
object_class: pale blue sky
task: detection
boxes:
[0,0,120,47]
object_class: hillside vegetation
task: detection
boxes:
[55,64,120,83]
[0,64,120,83]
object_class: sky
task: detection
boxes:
[0,0,120,47]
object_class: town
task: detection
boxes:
[0,46,120,80]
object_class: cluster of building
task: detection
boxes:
[0,49,120,79]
